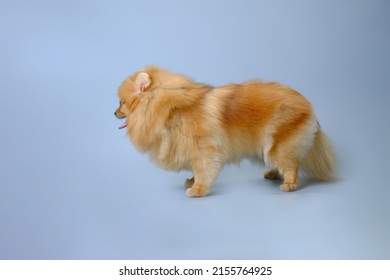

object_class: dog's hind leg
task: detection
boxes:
[279,165,299,192]
[267,144,300,192]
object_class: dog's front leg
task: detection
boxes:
[186,158,222,197]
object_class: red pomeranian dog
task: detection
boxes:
[115,66,336,197]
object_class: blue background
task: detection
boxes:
[1,0,389,259]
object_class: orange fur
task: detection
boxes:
[115,66,336,197]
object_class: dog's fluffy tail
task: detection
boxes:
[301,129,336,181]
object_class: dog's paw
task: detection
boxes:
[186,184,208,197]
[280,183,298,192]
[184,177,195,188]
[264,169,282,180]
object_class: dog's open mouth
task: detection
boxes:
[118,119,128,130]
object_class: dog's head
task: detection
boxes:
[115,66,194,129]
[114,71,151,129]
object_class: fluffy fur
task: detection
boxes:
[115,66,336,197]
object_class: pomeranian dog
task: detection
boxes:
[115,66,336,197]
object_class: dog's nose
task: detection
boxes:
[114,111,117,117]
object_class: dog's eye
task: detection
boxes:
[119,101,122,106]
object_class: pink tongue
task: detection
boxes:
[118,119,128,130]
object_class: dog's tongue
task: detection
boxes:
[118,119,128,130]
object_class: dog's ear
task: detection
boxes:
[135,72,151,93]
